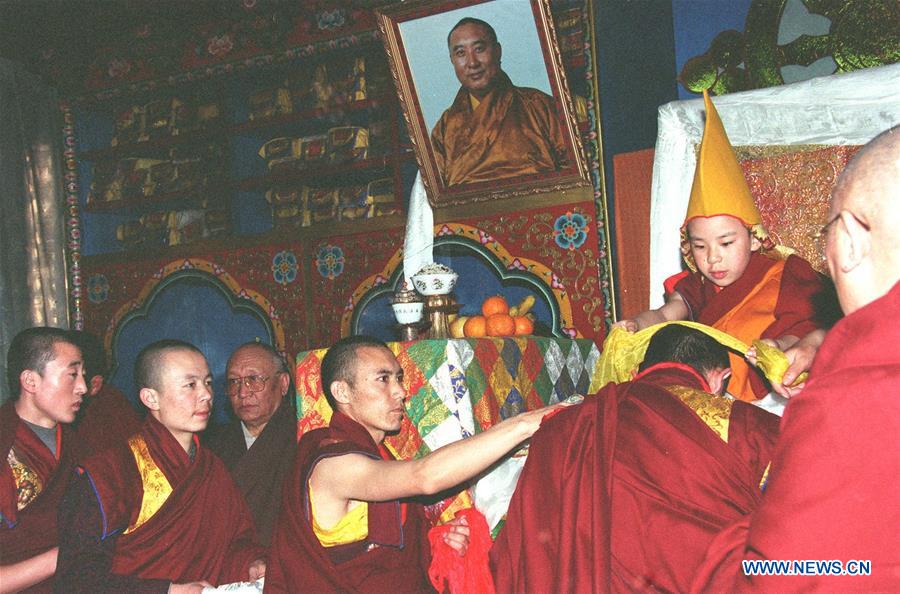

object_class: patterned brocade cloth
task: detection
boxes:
[294,337,603,521]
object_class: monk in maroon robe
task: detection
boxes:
[1,327,87,593]
[491,325,780,592]
[266,410,433,592]
[690,125,900,591]
[55,339,265,593]
[266,336,566,593]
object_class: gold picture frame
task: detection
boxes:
[378,0,590,208]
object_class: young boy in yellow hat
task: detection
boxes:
[616,91,828,402]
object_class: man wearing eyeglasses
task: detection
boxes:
[207,342,296,546]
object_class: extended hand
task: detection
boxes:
[248,558,266,580]
[775,334,823,397]
[612,319,638,332]
[441,515,470,556]
[744,338,778,366]
[168,581,212,594]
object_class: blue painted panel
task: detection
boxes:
[355,249,554,342]
[232,190,274,235]
[109,274,273,425]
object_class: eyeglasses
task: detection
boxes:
[814,211,869,247]
[814,214,841,244]
[226,374,272,394]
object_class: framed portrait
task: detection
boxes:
[378,0,590,208]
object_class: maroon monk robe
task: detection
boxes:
[691,281,900,592]
[265,411,432,594]
[72,383,142,459]
[673,252,828,399]
[0,401,81,593]
[491,364,779,593]
[206,398,297,546]
[55,414,264,592]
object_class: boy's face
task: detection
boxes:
[148,349,213,445]
[687,215,761,288]
[24,341,87,428]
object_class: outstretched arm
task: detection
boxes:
[614,292,690,332]
[312,403,569,511]
[0,547,57,594]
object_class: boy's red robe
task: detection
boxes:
[56,414,264,592]
[0,401,80,593]
[491,364,779,593]
[671,252,826,400]
[691,281,900,591]
[265,411,432,593]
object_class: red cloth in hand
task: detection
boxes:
[428,508,495,594]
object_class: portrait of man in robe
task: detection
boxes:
[379,0,589,207]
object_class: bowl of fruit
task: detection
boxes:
[450,294,537,338]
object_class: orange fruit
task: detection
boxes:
[514,316,534,336]
[486,313,516,336]
[481,295,509,318]
[463,315,487,337]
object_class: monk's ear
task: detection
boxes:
[706,368,731,396]
[19,369,38,396]
[139,387,160,411]
[331,380,352,406]
[836,210,871,273]
[89,375,104,396]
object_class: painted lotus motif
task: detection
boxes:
[316,245,344,280]
[272,251,298,285]
[554,211,589,250]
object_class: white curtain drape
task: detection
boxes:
[648,63,900,308]
[0,58,70,403]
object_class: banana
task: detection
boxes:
[515,295,535,317]
[449,316,469,338]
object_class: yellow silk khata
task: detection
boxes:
[430,70,568,187]
[597,321,804,389]
[123,434,173,534]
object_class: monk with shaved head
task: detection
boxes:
[692,126,900,591]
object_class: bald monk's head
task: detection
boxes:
[825,125,900,315]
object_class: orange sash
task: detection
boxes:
[713,260,786,401]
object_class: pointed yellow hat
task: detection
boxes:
[684,90,761,228]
